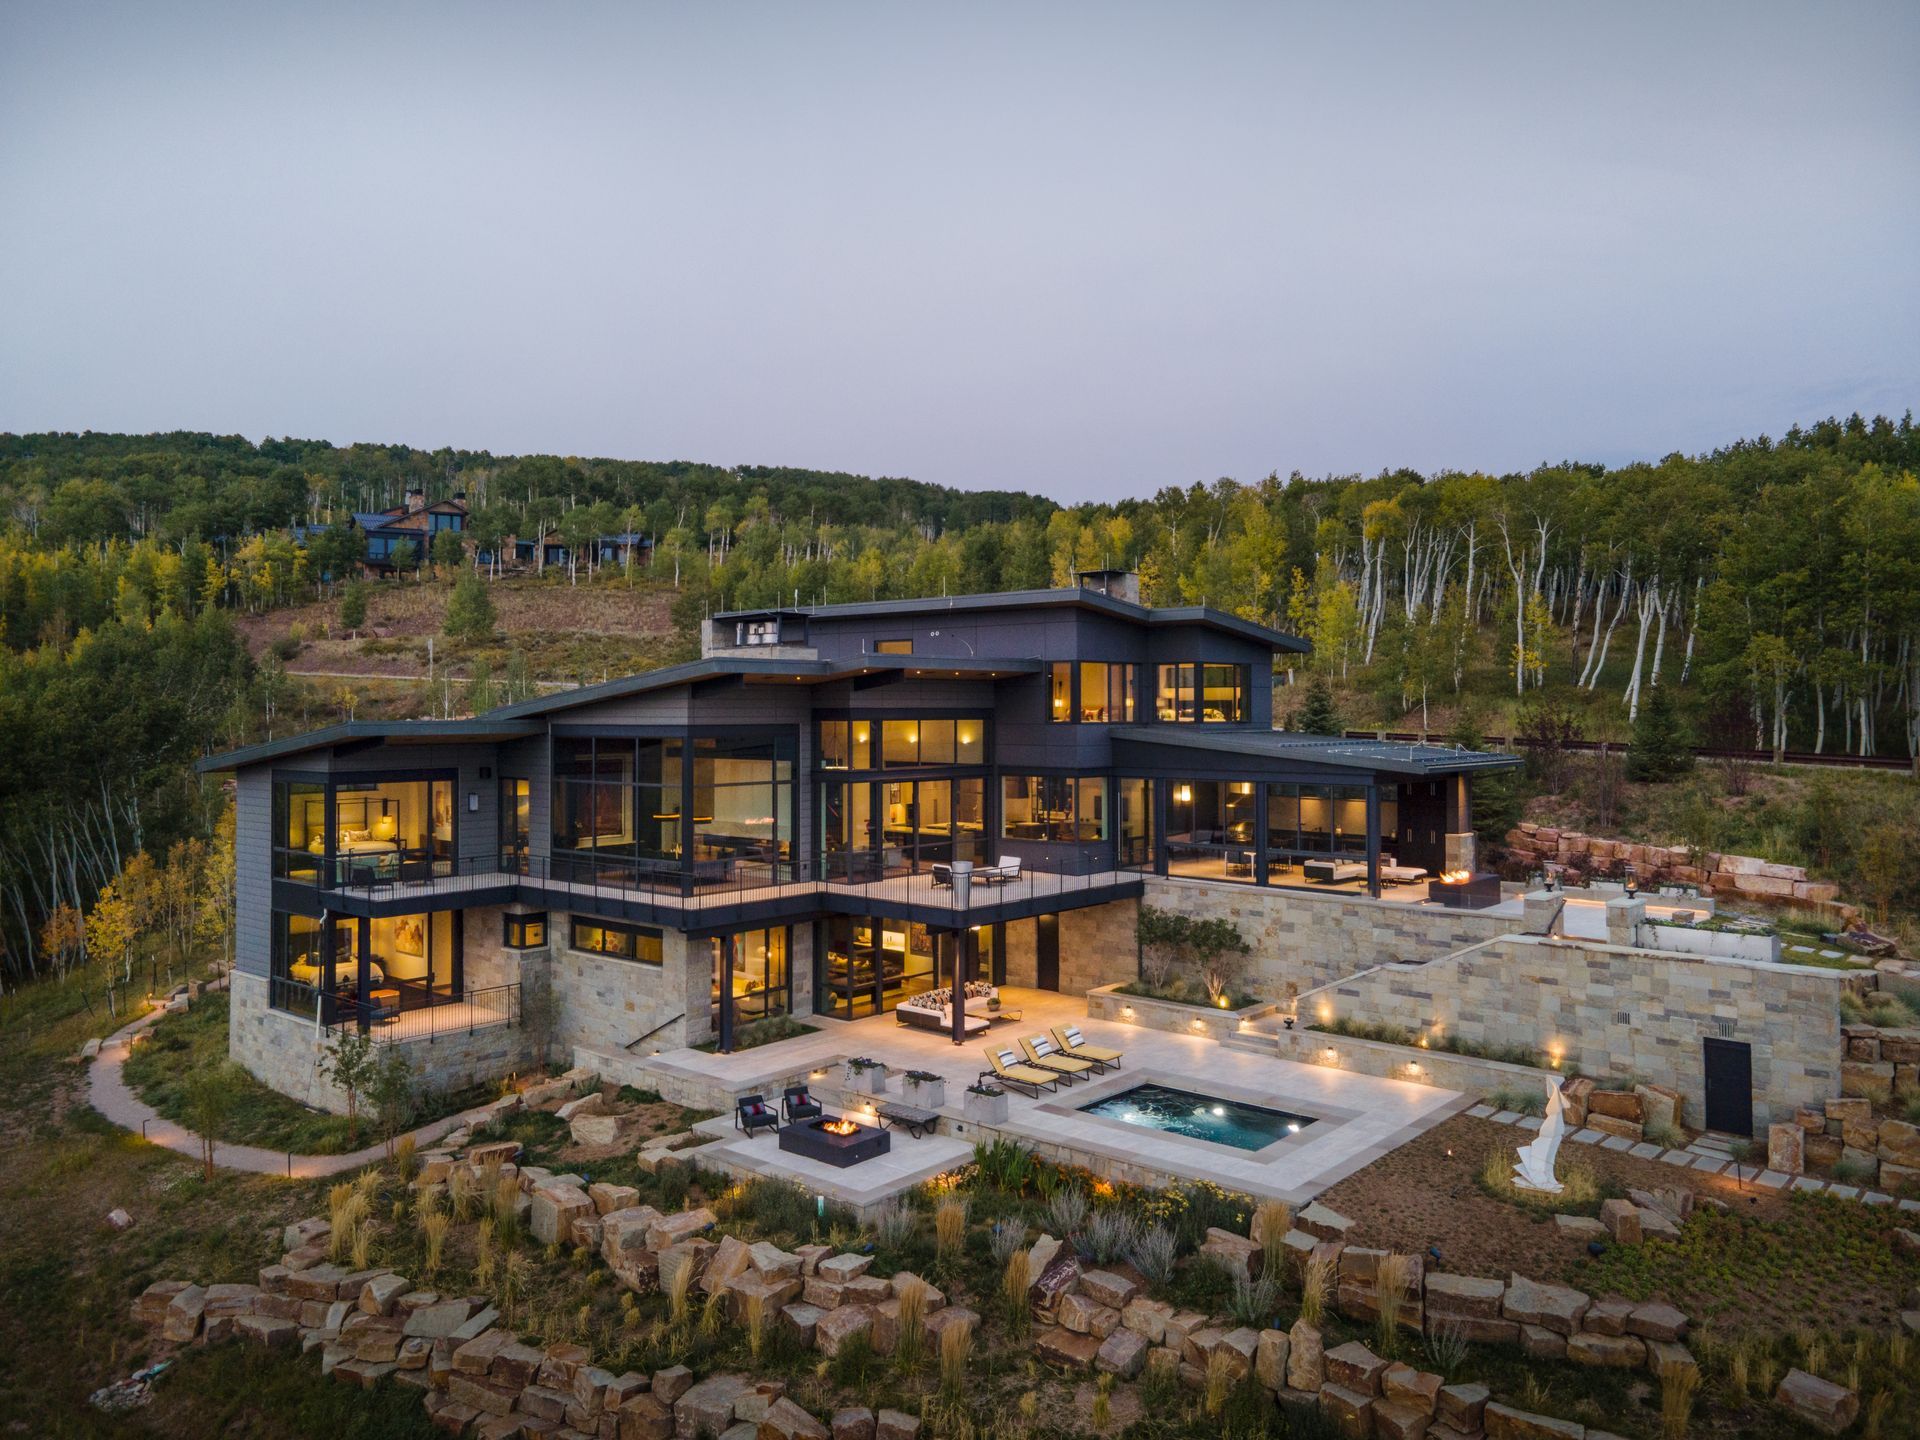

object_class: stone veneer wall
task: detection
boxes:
[1142,876,1519,1002]
[1298,934,1847,1127]
[227,970,534,1114]
[548,928,704,1056]
[1058,899,1140,994]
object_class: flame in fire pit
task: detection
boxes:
[1436,869,1473,884]
[821,1118,860,1136]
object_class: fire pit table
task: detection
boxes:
[1427,871,1503,910]
[777,1114,892,1168]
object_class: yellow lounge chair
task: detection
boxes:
[1050,1024,1123,1070]
[982,1046,1060,1098]
[1019,1033,1096,1084]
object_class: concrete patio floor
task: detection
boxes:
[614,987,1469,1207]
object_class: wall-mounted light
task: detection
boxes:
[1406,1061,1421,1075]
[1121,1005,1135,1018]
[1174,785,1192,804]
[1323,1046,1338,1064]
[467,792,480,813]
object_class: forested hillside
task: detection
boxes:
[1,415,1917,978]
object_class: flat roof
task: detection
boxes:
[197,718,543,773]
[715,585,1309,654]
[483,653,1043,720]
[1108,727,1523,777]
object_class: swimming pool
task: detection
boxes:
[1077,1082,1317,1151]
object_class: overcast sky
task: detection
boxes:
[2,3,1916,501]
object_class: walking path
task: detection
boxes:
[87,1006,493,1180]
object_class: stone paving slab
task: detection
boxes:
[1792,1177,1827,1192]
[1753,1170,1790,1189]
[1467,1104,1496,1119]
[1491,1111,1521,1125]
[1569,1128,1604,1145]
[1828,1184,1860,1200]
[1658,1150,1695,1166]
[1689,1155,1726,1173]
[1864,1191,1893,1206]
[1516,1116,1543,1131]
[1600,1135,1633,1151]
[1629,1142,1662,1158]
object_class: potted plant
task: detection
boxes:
[901,1069,946,1109]
[843,1056,888,1095]
[963,1081,1008,1125]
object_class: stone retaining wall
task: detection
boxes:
[1084,983,1278,1041]
[227,971,533,1116]
[1268,1022,1560,1101]
[1142,875,1520,999]
[1294,933,1848,1128]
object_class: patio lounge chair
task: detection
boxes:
[982,1046,1059,1098]
[781,1085,822,1124]
[734,1093,780,1136]
[1019,1033,1096,1084]
[1049,1024,1123,1070]
[977,856,1021,884]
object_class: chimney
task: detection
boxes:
[405,487,426,514]
[1075,568,1140,604]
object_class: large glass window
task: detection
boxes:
[329,777,454,883]
[1049,663,1072,723]
[718,927,790,1025]
[272,780,325,882]
[1001,775,1105,843]
[819,717,986,770]
[552,736,683,880]
[501,777,531,871]
[503,912,546,948]
[882,720,921,766]
[1156,663,1248,723]
[1201,664,1248,722]
[1118,777,1153,867]
[1156,663,1195,722]
[694,735,794,879]
[571,916,663,963]
[1079,662,1110,722]
[814,915,938,1020]
[1164,779,1256,883]
[820,722,850,770]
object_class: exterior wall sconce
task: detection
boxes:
[467,792,480,813]
[1120,1004,1134,1018]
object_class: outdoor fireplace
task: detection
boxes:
[777,1114,891,1168]
[1427,870,1503,910]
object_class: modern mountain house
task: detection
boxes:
[201,571,1520,1107]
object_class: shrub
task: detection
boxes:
[1128,1224,1179,1288]
[1227,1273,1281,1326]
[1002,1250,1031,1338]
[1046,1186,1091,1236]
[1082,1209,1139,1265]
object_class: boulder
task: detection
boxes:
[1199,1226,1262,1282]
[590,1182,641,1215]
[703,1235,755,1295]
[1254,1327,1291,1391]
[1096,1327,1149,1379]
[1567,1331,1646,1367]
[1323,1341,1389,1395]
[645,1207,716,1251]
[1484,1402,1585,1439]
[1768,1123,1805,1175]
[1587,1089,1642,1122]
[1122,1297,1173,1344]
[1503,1274,1589,1335]
[1645,1339,1697,1380]
[530,1183,594,1246]
[748,1242,803,1282]
[1634,1083,1682,1132]
[1028,1255,1082,1321]
[1382,1364,1441,1414]
[816,1253,874,1283]
[360,1273,410,1316]
[235,1314,300,1348]
[1775,1368,1858,1435]
[653,1366,694,1403]
[602,1206,667,1260]
[758,1397,830,1440]
[1058,1292,1119,1337]
[1625,1300,1688,1341]
[1437,1382,1489,1431]
[1584,1296,1634,1336]
[1286,1319,1325,1391]
[1316,1384,1374,1439]
[1079,1268,1140,1309]
[874,1412,920,1440]
[1599,1199,1641,1245]
[1587,1112,1643,1143]
[1424,1273,1505,1319]
[1033,1325,1101,1371]
[676,1374,752,1439]
[815,1302,874,1357]
[1370,1398,1431,1440]
[779,1301,826,1346]
[162,1284,207,1342]
[831,1410,875,1440]
[1520,1324,1567,1360]
[1298,1203,1355,1242]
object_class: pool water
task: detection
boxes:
[1077,1082,1317,1151]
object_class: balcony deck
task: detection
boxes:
[315,859,1143,926]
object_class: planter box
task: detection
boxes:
[901,1075,946,1109]
[1085,983,1276,1040]
[844,1061,888,1095]
[963,1088,1009,1125]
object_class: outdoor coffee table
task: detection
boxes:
[987,1007,1023,1024]
[875,1102,941,1139]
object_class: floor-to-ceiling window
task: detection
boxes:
[1117,776,1154,868]
[1263,782,1371,885]
[714,927,791,1031]
[817,716,988,879]
[815,915,939,1018]
[500,776,532,872]
[1155,663,1249,723]
[1164,779,1257,882]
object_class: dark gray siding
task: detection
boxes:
[234,767,273,979]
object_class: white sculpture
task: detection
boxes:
[1512,1079,1567,1193]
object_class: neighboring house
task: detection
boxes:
[294,489,469,574]
[198,570,1517,1107]
[487,532,652,572]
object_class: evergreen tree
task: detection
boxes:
[443,572,496,644]
[1627,682,1693,781]
[338,579,367,633]
[1293,676,1342,735]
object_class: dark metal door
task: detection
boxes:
[1035,915,1060,991]
[1702,1037,1753,1135]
